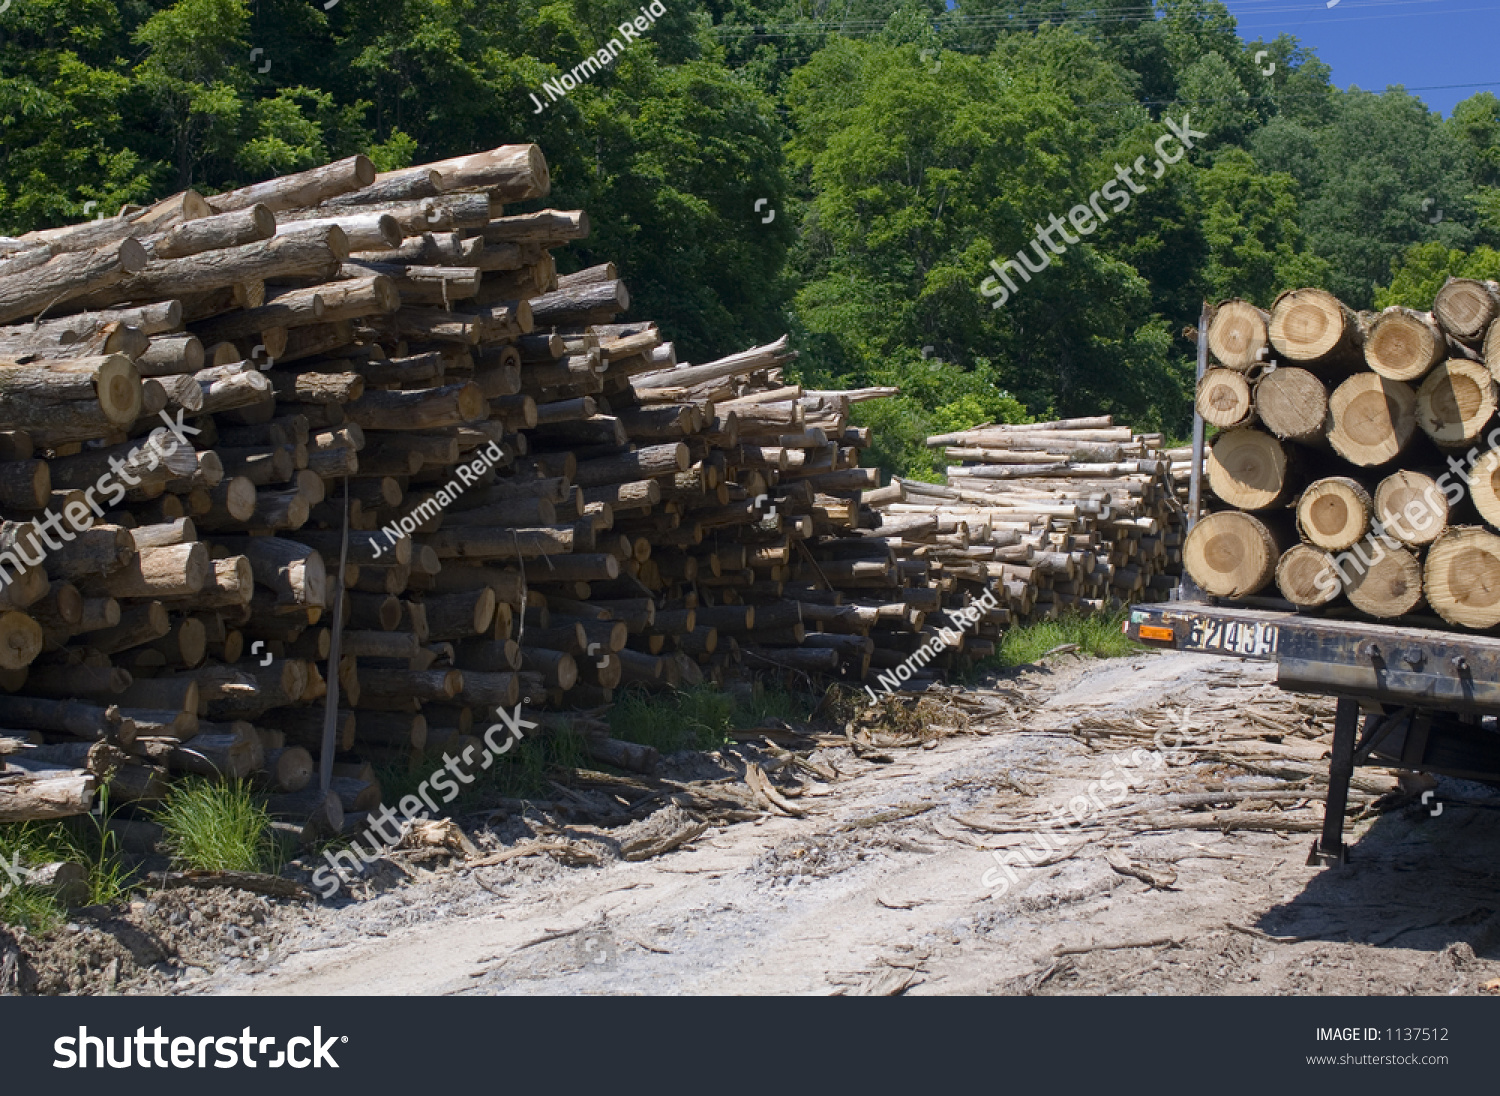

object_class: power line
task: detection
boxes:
[705,0,1477,37]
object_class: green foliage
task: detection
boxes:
[8,0,1500,446]
[610,685,735,753]
[1375,242,1500,309]
[833,353,1031,482]
[1193,148,1332,304]
[609,682,814,753]
[992,610,1141,669]
[0,795,131,930]
[153,780,277,874]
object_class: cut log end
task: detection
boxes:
[1426,527,1500,629]
[1205,428,1289,511]
[1276,544,1342,608]
[1296,476,1371,551]
[1255,366,1327,444]
[1196,368,1254,429]
[1207,299,1269,372]
[1416,359,1496,447]
[1346,543,1424,620]
[1375,470,1449,546]
[1183,511,1282,598]
[1327,373,1416,467]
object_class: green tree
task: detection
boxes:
[1193,147,1330,304]
[1375,242,1500,310]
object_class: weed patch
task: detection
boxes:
[992,611,1141,669]
[153,780,277,875]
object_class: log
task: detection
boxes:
[207,155,376,214]
[278,213,400,252]
[1345,541,1424,619]
[1415,359,1496,447]
[1195,368,1254,429]
[0,769,95,822]
[1268,288,1362,370]
[263,786,343,834]
[1255,367,1327,445]
[380,144,550,202]
[1364,307,1447,381]
[0,611,42,669]
[0,696,127,741]
[145,204,277,260]
[347,383,487,430]
[263,746,314,793]
[1276,544,1342,608]
[1207,299,1270,371]
[1326,373,1416,467]
[1182,511,1287,598]
[77,227,348,310]
[1205,428,1291,510]
[1296,477,1372,551]
[0,238,150,324]
[1375,470,1449,546]
[80,543,209,599]
[1425,526,1500,629]
[214,536,326,608]
[0,353,142,427]
[480,209,588,244]
[1432,278,1500,346]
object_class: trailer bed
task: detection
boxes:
[1126,599,1500,864]
[1125,601,1500,714]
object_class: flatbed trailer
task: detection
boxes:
[1125,600,1500,865]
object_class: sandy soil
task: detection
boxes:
[127,649,1500,997]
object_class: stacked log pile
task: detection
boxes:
[1186,284,1500,631]
[859,417,1186,675]
[0,143,961,825]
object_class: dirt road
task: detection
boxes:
[166,650,1500,997]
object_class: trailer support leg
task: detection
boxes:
[1308,697,1358,866]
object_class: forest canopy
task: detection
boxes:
[3,0,1496,478]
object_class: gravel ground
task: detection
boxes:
[106,649,1500,997]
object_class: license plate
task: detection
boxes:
[1185,617,1279,658]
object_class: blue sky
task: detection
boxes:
[1221,0,1500,116]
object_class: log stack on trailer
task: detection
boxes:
[1185,284,1500,631]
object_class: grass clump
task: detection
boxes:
[610,684,735,753]
[373,719,593,811]
[0,791,132,930]
[609,681,816,754]
[153,779,278,874]
[993,610,1141,669]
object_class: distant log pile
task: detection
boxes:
[854,417,1187,686]
[1187,284,1500,631]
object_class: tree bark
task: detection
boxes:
[207,155,375,214]
[0,238,150,324]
